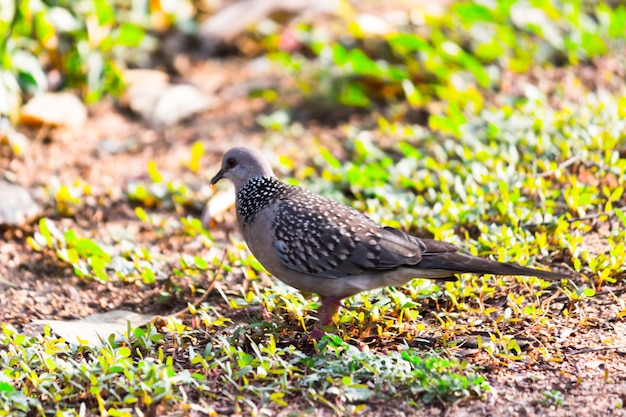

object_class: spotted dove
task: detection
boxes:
[211,147,565,338]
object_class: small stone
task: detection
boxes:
[0,181,42,226]
[20,92,87,128]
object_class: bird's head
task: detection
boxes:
[211,147,275,190]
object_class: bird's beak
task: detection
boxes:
[210,169,224,185]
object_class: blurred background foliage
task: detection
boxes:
[1,0,625,126]
[0,0,194,118]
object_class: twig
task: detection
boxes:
[526,156,581,179]
[34,123,51,146]
[173,249,227,317]
[565,345,626,357]
[566,206,626,223]
[0,278,18,288]
[546,287,626,305]
[522,205,626,229]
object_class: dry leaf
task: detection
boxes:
[34,310,155,346]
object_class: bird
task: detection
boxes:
[210,146,565,338]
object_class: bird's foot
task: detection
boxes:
[310,327,324,340]
[308,296,343,340]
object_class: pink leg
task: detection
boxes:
[311,297,342,339]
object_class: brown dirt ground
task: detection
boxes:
[2,37,626,417]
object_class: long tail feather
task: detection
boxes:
[417,252,564,280]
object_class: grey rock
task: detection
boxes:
[0,181,42,226]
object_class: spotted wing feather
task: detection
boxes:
[273,188,425,278]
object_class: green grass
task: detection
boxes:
[0,323,488,415]
[4,85,623,414]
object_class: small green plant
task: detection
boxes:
[49,180,92,216]
[0,323,195,415]
[187,141,205,173]
[540,389,568,407]
[0,0,192,123]
[309,336,490,405]
[28,218,111,281]
[27,218,167,284]
[266,0,626,135]
[127,161,198,210]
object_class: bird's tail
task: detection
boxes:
[417,251,565,280]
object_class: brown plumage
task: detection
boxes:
[211,147,565,338]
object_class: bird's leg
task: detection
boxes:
[311,296,343,339]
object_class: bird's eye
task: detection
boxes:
[226,158,238,169]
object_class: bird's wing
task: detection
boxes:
[417,238,462,256]
[272,190,425,278]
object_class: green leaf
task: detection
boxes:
[270,391,288,406]
[345,49,380,77]
[581,33,607,57]
[39,218,54,247]
[614,208,626,227]
[344,386,372,402]
[115,23,144,47]
[331,43,347,65]
[338,82,370,107]
[93,0,115,26]
[141,268,155,284]
[148,161,162,183]
[44,357,57,371]
[610,186,623,202]
[475,39,505,61]
[582,288,595,297]
[135,206,148,222]
[34,11,56,44]
[458,52,491,87]
[402,79,425,106]
[194,256,208,270]
[608,6,626,38]
[12,51,48,94]
[452,3,496,24]
[387,33,430,54]
[0,381,15,393]
[118,346,131,358]
[89,256,109,281]
[189,141,204,173]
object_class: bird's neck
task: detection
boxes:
[236,176,290,225]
